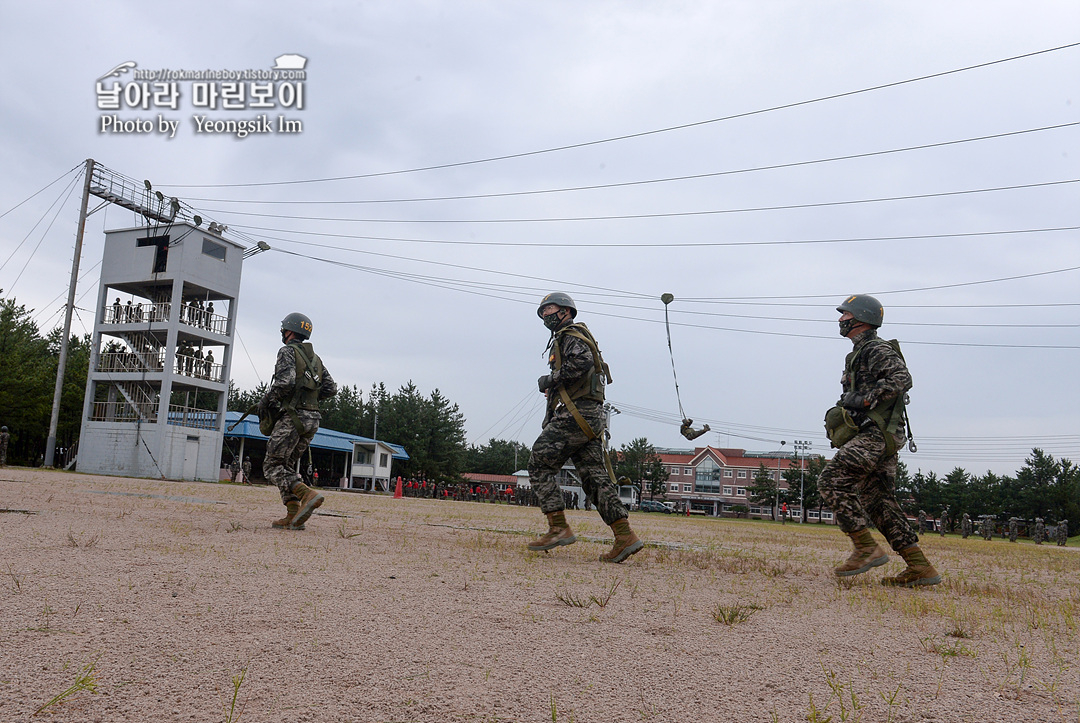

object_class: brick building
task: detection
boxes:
[651,446,834,523]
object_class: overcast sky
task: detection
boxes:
[1,1,1077,477]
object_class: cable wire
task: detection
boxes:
[193,179,1080,224]
[159,42,1080,189]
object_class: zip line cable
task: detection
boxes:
[224,223,1080,308]
[0,170,83,277]
[0,165,82,220]
[192,179,1079,225]
[270,248,1080,348]
[159,42,1080,189]
[7,173,83,294]
[223,223,1080,250]
[179,122,1080,206]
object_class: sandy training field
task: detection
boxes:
[2,468,1078,722]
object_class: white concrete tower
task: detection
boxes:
[77,222,244,481]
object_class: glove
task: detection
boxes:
[840,391,868,410]
[538,374,553,393]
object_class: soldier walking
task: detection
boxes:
[0,425,9,466]
[1058,520,1069,546]
[1008,517,1018,543]
[242,456,253,485]
[228,457,240,484]
[259,313,337,530]
[818,295,940,587]
[526,292,643,563]
[961,512,972,539]
[1034,517,1045,545]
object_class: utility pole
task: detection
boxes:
[793,440,812,523]
[45,159,95,468]
[773,440,785,521]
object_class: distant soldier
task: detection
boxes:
[917,510,927,533]
[1008,517,1018,543]
[982,515,994,541]
[1058,520,1069,546]
[112,297,122,323]
[260,312,336,529]
[961,512,972,539]
[939,507,949,537]
[229,457,240,484]
[242,456,252,485]
[0,426,10,466]
[1034,517,1045,545]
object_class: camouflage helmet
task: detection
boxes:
[1,426,6,433]
[281,312,313,340]
[537,292,577,318]
[836,294,884,327]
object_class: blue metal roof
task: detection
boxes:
[224,411,409,460]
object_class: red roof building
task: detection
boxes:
[651,446,834,522]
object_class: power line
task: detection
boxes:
[0,165,82,220]
[7,173,83,294]
[223,222,1079,250]
[193,178,1079,224]
[270,247,1080,349]
[179,122,1080,206]
[159,42,1080,189]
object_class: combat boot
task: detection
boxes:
[600,518,644,563]
[834,528,889,577]
[527,511,577,551]
[289,482,324,529]
[881,545,941,587]
[272,501,305,530]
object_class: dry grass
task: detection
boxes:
[2,469,1078,723]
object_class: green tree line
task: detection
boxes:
[747,450,1078,527]
[229,379,467,484]
[0,295,89,465]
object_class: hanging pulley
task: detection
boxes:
[662,293,710,441]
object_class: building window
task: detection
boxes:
[669,483,678,492]
[724,470,733,478]
[736,487,746,496]
[379,452,389,467]
[722,486,732,495]
[808,511,820,519]
[737,470,747,479]
[671,467,679,475]
[749,506,761,514]
[683,467,693,476]
[202,237,227,261]
[682,484,692,493]
[821,511,833,520]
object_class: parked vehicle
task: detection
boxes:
[639,499,672,513]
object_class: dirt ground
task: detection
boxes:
[2,468,1078,723]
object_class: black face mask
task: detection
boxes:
[838,318,858,337]
[543,311,565,331]
[281,330,291,344]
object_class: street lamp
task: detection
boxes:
[774,440,785,521]
[793,440,812,523]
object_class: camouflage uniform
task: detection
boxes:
[1008,517,1018,543]
[242,457,252,484]
[529,330,627,526]
[0,428,9,466]
[961,512,972,539]
[818,329,918,552]
[1058,519,1069,546]
[1034,517,1045,545]
[262,343,337,505]
[229,458,240,483]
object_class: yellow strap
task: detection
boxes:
[558,387,597,440]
